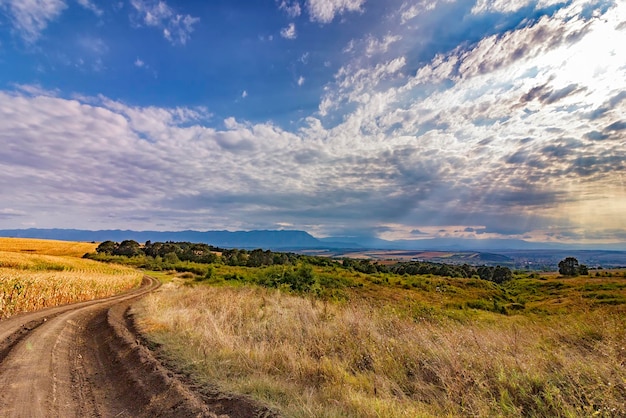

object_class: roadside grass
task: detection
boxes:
[134,269,626,417]
[0,239,142,319]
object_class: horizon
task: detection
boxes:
[1,1,625,245]
[1,227,625,251]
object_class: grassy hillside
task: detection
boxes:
[133,263,626,417]
[0,238,142,318]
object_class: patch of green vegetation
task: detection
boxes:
[87,241,626,317]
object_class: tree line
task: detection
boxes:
[91,240,514,284]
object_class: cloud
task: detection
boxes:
[134,58,145,67]
[297,76,305,86]
[0,1,624,243]
[306,0,365,23]
[278,0,301,17]
[130,0,199,45]
[0,0,67,42]
[0,208,26,219]
[365,34,402,56]
[605,121,626,131]
[78,36,108,55]
[242,90,248,98]
[520,83,586,105]
[280,22,297,39]
[471,0,533,15]
[399,0,454,24]
[12,83,60,97]
[76,0,102,16]
[319,56,406,115]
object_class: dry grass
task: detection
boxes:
[0,238,142,318]
[135,284,626,417]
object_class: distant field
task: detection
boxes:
[0,238,142,318]
[0,237,98,257]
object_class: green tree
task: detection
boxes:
[96,240,117,254]
[114,240,142,257]
[558,257,580,276]
[492,266,513,284]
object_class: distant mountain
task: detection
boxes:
[321,236,626,252]
[0,228,322,250]
[1,228,624,252]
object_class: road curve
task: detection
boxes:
[0,277,220,417]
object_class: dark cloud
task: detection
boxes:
[584,130,610,141]
[542,84,585,104]
[520,83,584,105]
[463,227,486,233]
[0,210,25,220]
[609,91,626,107]
[506,150,528,164]
[605,121,626,131]
[541,139,584,158]
[520,82,550,104]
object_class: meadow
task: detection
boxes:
[0,238,143,318]
[133,262,626,417]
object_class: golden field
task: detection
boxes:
[135,275,626,417]
[0,238,142,318]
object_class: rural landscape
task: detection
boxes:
[1,236,625,416]
[1,0,625,416]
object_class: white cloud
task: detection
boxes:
[399,0,455,24]
[471,0,532,14]
[0,0,624,242]
[365,34,402,56]
[12,83,60,97]
[0,0,67,42]
[130,0,199,45]
[134,58,145,67]
[319,56,406,115]
[78,36,108,55]
[298,76,305,86]
[306,0,365,23]
[76,0,102,16]
[471,0,565,15]
[308,1,626,240]
[242,90,248,98]
[280,22,297,39]
[278,0,301,17]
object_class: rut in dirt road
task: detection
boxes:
[0,276,272,418]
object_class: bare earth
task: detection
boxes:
[0,277,274,417]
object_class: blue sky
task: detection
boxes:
[0,0,625,245]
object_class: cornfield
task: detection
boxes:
[0,239,142,319]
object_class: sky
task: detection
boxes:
[0,0,625,245]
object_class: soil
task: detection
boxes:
[0,277,276,417]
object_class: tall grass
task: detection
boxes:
[135,284,626,417]
[0,239,142,319]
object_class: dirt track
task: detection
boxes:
[0,277,275,417]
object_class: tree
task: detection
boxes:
[558,257,580,276]
[492,266,513,284]
[114,240,142,257]
[96,240,117,254]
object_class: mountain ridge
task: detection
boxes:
[0,228,624,252]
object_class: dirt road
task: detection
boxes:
[0,277,273,417]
